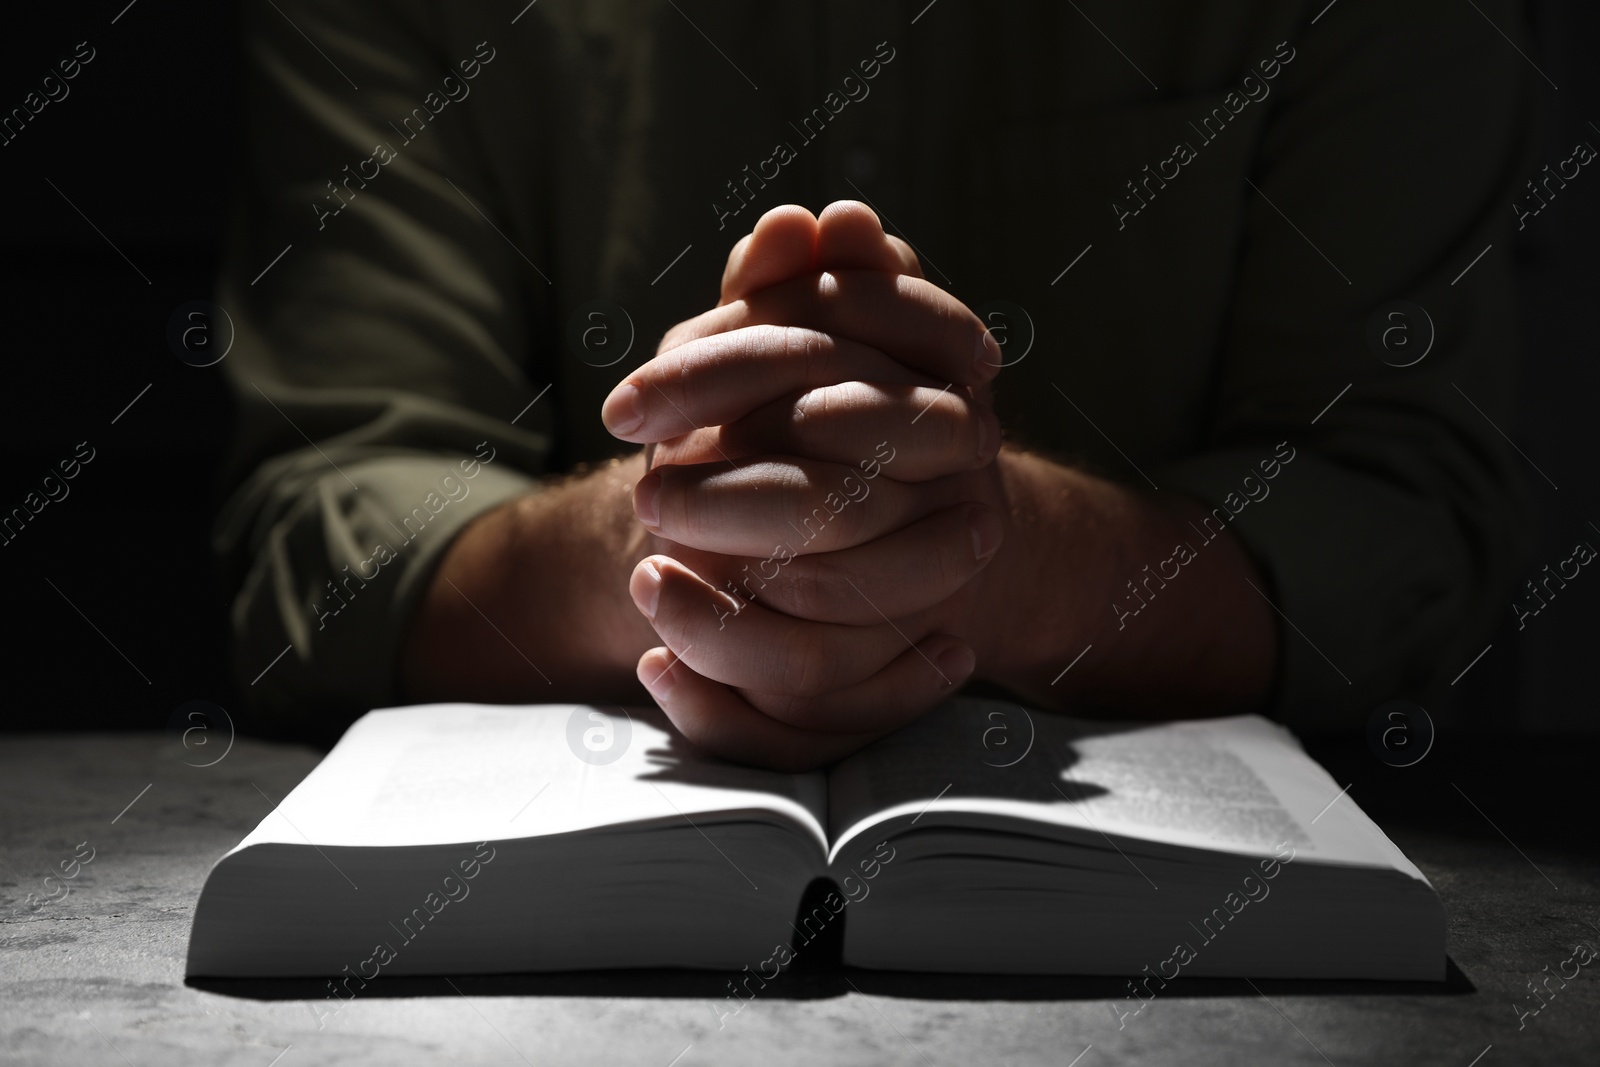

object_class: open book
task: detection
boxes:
[186,699,1443,980]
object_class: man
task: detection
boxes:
[217,1,1530,768]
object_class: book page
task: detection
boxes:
[234,703,828,856]
[826,698,1417,874]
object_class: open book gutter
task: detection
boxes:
[185,699,1445,983]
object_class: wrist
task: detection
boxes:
[971,448,1278,715]
[971,448,1119,683]
[400,452,660,703]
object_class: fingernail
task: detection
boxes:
[634,471,661,528]
[632,558,662,619]
[640,649,676,695]
[969,507,1002,562]
[603,382,644,436]
[977,328,1002,373]
[936,642,975,684]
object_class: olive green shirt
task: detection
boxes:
[217,0,1532,733]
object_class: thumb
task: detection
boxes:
[816,200,923,278]
[719,205,819,305]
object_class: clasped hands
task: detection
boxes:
[602,202,1014,770]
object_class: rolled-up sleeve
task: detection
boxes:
[214,0,551,728]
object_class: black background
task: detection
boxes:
[0,1,1594,737]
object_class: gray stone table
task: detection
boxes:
[2,728,1596,1066]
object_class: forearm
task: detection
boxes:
[400,453,660,705]
[981,448,1278,717]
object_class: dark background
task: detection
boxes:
[0,1,1594,737]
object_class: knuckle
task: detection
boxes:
[915,388,972,463]
[751,322,789,358]
[781,324,818,371]
[658,472,701,536]
[699,329,738,372]
[828,482,874,546]
[777,630,838,698]
[658,353,695,416]
[930,289,982,357]
[778,553,845,620]
[654,574,704,637]
[791,384,839,430]
[920,391,968,459]
[791,388,819,427]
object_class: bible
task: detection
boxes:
[185,699,1443,980]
